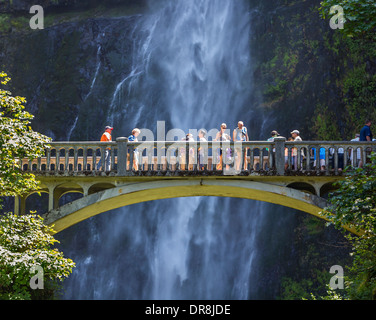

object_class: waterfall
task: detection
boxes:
[58,0,291,300]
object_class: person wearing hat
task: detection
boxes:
[179,133,195,170]
[128,128,141,171]
[290,130,301,141]
[198,129,208,170]
[267,130,280,170]
[215,123,232,171]
[233,121,249,171]
[290,130,305,170]
[97,125,113,171]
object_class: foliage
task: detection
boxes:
[306,285,349,300]
[280,269,332,300]
[0,213,75,300]
[0,72,51,197]
[0,72,74,300]
[322,152,376,299]
[342,60,376,137]
[319,0,376,39]
[312,104,341,140]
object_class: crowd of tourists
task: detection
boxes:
[96,119,373,172]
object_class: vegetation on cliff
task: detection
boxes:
[322,153,376,300]
[0,73,75,300]
[0,213,76,299]
[0,72,51,197]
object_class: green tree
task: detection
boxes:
[322,152,376,299]
[0,213,75,300]
[319,0,376,39]
[0,72,75,299]
[0,72,51,197]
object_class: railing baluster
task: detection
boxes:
[325,147,330,174]
[192,142,197,172]
[242,144,247,171]
[83,147,88,171]
[288,147,292,171]
[37,156,42,171]
[100,146,105,172]
[306,147,311,171]
[129,145,134,172]
[64,148,69,172]
[56,148,60,172]
[46,148,51,172]
[334,147,339,175]
[250,147,254,172]
[315,147,320,173]
[204,143,208,171]
[185,143,189,171]
[148,144,153,172]
[74,147,78,172]
[362,147,367,166]
[111,146,116,172]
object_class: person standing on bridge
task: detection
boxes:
[359,120,373,167]
[128,128,141,171]
[215,123,231,171]
[266,130,279,170]
[291,130,305,170]
[198,129,208,170]
[96,126,113,171]
[233,121,249,171]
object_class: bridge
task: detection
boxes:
[14,138,376,235]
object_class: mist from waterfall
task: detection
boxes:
[58,0,293,300]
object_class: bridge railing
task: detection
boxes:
[17,138,376,176]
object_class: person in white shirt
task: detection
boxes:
[215,123,231,170]
[128,128,141,170]
[291,130,305,170]
[198,129,207,170]
[180,133,194,170]
[233,121,249,171]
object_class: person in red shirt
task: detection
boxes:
[97,126,113,171]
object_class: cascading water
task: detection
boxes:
[58,0,296,300]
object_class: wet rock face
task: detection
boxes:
[0,0,146,13]
[0,13,143,140]
[1,0,78,13]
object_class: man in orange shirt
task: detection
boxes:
[97,126,113,171]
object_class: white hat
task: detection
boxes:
[291,130,300,135]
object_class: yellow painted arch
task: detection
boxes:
[42,179,358,235]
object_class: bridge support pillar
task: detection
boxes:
[18,196,26,215]
[116,137,128,176]
[80,183,91,197]
[53,190,64,210]
[274,137,286,175]
[14,195,19,215]
[48,185,55,212]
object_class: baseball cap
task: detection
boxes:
[105,126,113,130]
[291,130,300,135]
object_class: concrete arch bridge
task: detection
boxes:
[14,138,375,235]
